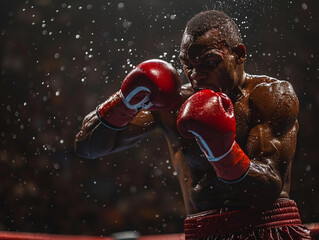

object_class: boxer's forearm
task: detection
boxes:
[74,110,157,159]
[74,110,119,159]
[232,158,285,207]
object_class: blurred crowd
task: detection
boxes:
[0,0,318,237]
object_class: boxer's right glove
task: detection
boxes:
[176,89,250,183]
[97,59,182,129]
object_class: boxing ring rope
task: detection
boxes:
[0,232,185,240]
[0,223,318,240]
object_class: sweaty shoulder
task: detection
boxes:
[249,75,299,133]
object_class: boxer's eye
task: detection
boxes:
[201,53,222,69]
[204,61,217,67]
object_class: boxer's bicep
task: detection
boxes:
[247,79,299,171]
[246,106,298,189]
[246,122,281,187]
[246,119,298,192]
[246,120,297,164]
[246,122,279,161]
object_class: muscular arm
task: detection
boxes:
[74,110,157,159]
[74,60,182,159]
[235,80,299,207]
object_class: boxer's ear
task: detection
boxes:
[233,44,246,64]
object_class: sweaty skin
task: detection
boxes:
[74,29,299,215]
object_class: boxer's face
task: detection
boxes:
[179,28,244,94]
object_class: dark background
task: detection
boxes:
[0,0,318,236]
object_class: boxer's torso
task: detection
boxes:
[154,74,292,214]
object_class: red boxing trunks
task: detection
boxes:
[184,199,311,240]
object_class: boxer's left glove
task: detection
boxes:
[176,89,250,183]
[97,59,182,129]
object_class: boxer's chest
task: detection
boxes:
[233,94,251,149]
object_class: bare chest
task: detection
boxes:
[233,95,251,149]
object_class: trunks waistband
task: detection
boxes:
[184,199,302,239]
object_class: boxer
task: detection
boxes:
[75,10,311,239]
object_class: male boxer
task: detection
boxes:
[75,10,311,239]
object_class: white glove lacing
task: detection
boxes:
[120,86,153,111]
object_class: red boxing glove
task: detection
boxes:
[97,59,182,129]
[176,89,250,183]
